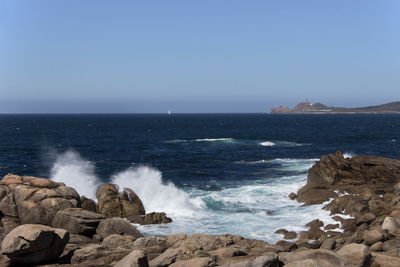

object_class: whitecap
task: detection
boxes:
[259,141,276,146]
[194,138,234,142]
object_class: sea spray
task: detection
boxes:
[50,150,99,199]
[110,166,199,217]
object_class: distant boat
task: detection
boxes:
[168,109,171,115]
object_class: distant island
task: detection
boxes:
[270,100,400,114]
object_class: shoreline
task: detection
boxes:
[1,151,400,266]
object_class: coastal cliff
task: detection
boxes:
[270,101,400,114]
[1,152,400,266]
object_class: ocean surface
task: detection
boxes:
[1,114,399,242]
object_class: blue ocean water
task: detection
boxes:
[1,114,399,242]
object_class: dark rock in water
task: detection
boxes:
[1,224,69,265]
[96,184,145,222]
[0,174,81,225]
[297,185,338,205]
[96,217,143,240]
[288,192,297,200]
[81,196,97,213]
[132,212,173,225]
[51,207,105,237]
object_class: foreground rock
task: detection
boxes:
[0,174,81,227]
[96,217,143,240]
[51,207,105,237]
[1,224,69,265]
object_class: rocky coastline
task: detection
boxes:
[1,151,400,266]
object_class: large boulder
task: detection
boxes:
[134,212,173,225]
[114,249,149,267]
[51,207,105,237]
[96,217,143,240]
[1,224,69,265]
[96,184,145,222]
[279,249,345,267]
[336,243,370,267]
[0,174,81,225]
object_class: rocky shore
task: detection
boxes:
[1,151,400,266]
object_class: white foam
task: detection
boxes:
[110,166,199,217]
[259,141,276,146]
[50,150,99,199]
[343,152,355,158]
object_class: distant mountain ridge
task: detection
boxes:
[270,101,400,114]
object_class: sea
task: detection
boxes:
[1,114,399,243]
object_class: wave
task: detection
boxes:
[50,150,99,199]
[50,150,198,217]
[259,141,275,146]
[343,152,355,158]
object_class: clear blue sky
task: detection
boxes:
[1,0,399,113]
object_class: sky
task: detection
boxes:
[0,0,399,113]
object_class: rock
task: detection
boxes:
[383,239,400,252]
[356,213,376,225]
[169,257,213,267]
[297,185,337,205]
[382,216,400,235]
[284,259,319,267]
[96,217,143,240]
[142,212,173,225]
[337,243,370,267]
[102,234,137,249]
[284,231,298,240]
[149,248,183,267]
[81,196,97,213]
[51,207,105,237]
[320,238,336,250]
[1,224,69,265]
[114,249,149,267]
[370,241,383,252]
[219,254,279,267]
[0,174,81,226]
[370,252,400,267]
[70,243,128,263]
[363,229,384,245]
[275,240,297,252]
[288,192,297,200]
[279,249,345,267]
[96,184,145,223]
[209,247,247,265]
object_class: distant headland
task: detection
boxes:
[270,100,400,114]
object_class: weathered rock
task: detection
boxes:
[51,207,105,237]
[356,213,376,225]
[96,184,145,223]
[297,185,337,205]
[114,249,149,267]
[1,224,69,265]
[370,252,400,267]
[382,216,400,235]
[363,229,384,245]
[69,233,93,244]
[0,174,81,226]
[370,241,383,252]
[102,234,136,248]
[320,238,336,250]
[284,259,319,267]
[219,254,279,267]
[130,212,173,225]
[81,195,97,213]
[288,192,297,200]
[149,248,183,267]
[96,217,143,240]
[70,243,130,264]
[169,257,213,267]
[280,249,345,267]
[337,243,370,267]
[209,247,247,265]
[383,239,400,252]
